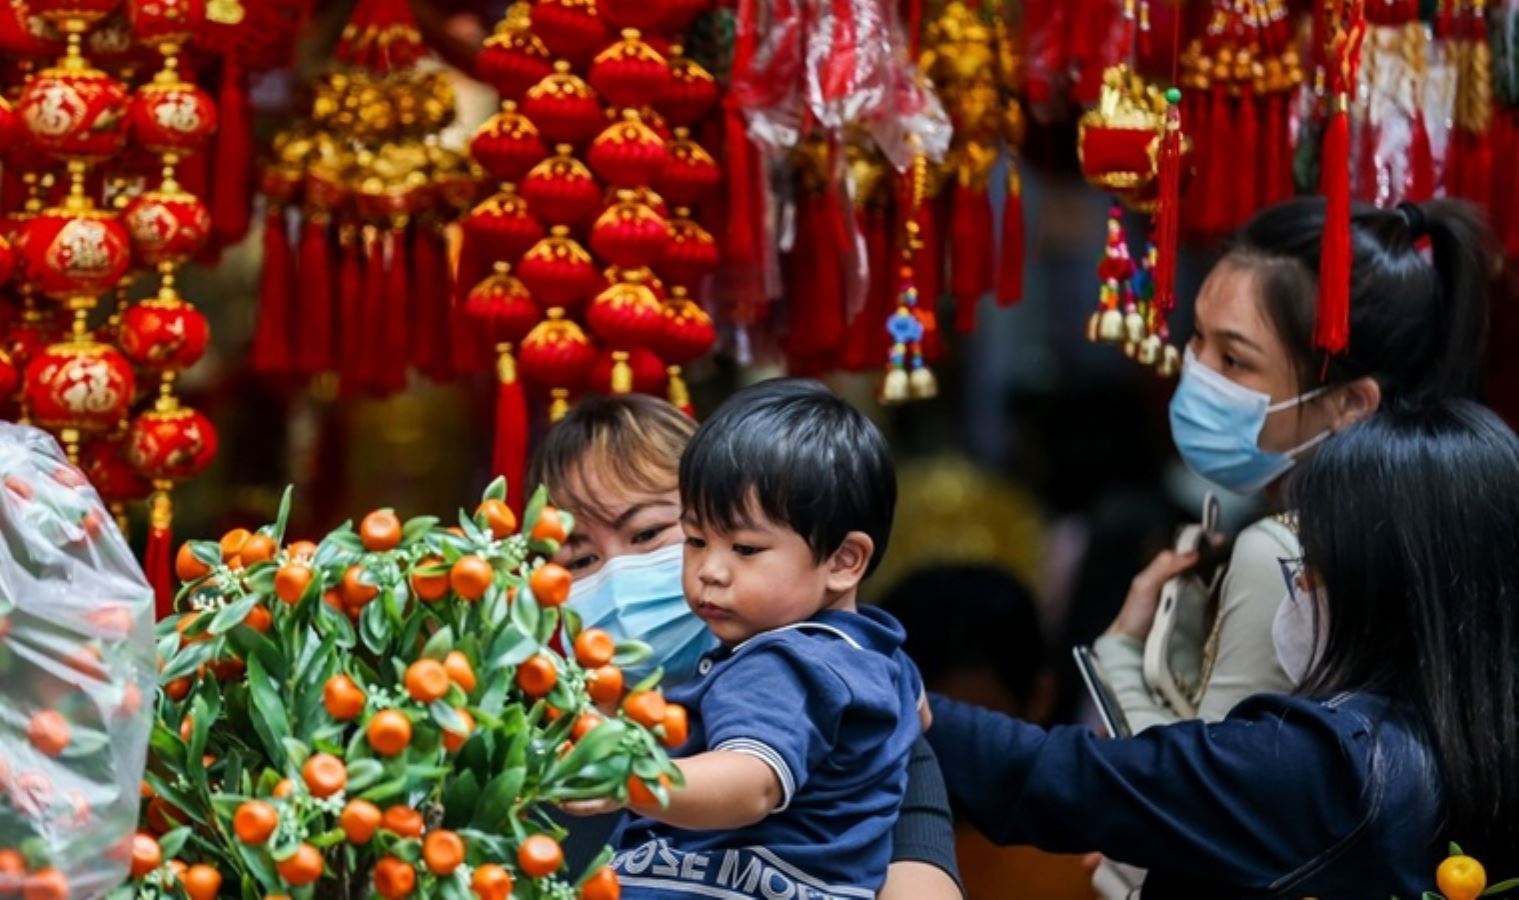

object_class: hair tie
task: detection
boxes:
[1397,201,1427,239]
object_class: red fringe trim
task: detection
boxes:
[1317,110,1352,354]
[210,58,253,247]
[996,167,1024,306]
[297,214,334,377]
[251,204,295,375]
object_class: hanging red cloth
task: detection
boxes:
[250,203,295,375]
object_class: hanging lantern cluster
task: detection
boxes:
[462,0,722,513]
[250,0,474,395]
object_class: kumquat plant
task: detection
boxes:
[1423,844,1519,900]
[119,480,683,899]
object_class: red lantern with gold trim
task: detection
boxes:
[80,433,152,505]
[522,62,606,146]
[588,345,667,394]
[588,110,668,188]
[590,189,670,267]
[128,0,206,50]
[519,306,597,420]
[586,275,667,394]
[23,339,136,434]
[463,263,540,516]
[604,263,666,299]
[657,129,720,207]
[518,225,599,311]
[478,24,554,103]
[529,0,609,64]
[470,101,546,185]
[129,74,217,158]
[462,185,546,265]
[123,186,210,266]
[658,48,718,127]
[118,292,208,372]
[126,403,217,483]
[520,144,603,226]
[465,262,541,345]
[18,63,130,163]
[19,206,133,302]
[590,29,671,111]
[657,213,719,291]
[649,284,715,414]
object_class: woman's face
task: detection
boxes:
[1189,261,1341,455]
[550,459,682,579]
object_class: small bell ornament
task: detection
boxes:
[521,144,604,226]
[519,306,598,420]
[590,189,672,268]
[518,225,600,311]
[590,29,672,111]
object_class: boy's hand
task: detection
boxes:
[559,797,623,817]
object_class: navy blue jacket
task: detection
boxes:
[929,691,1445,898]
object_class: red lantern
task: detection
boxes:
[589,29,672,111]
[657,129,720,207]
[118,292,208,372]
[470,101,546,185]
[0,348,18,399]
[0,233,14,284]
[465,263,541,345]
[519,306,597,417]
[522,62,606,147]
[79,433,152,504]
[657,214,719,290]
[520,145,603,226]
[123,186,210,266]
[128,0,206,50]
[29,0,121,29]
[18,63,131,163]
[529,0,609,65]
[518,226,600,311]
[588,345,668,394]
[590,190,670,267]
[476,24,554,103]
[660,0,712,33]
[126,404,217,483]
[652,286,717,364]
[130,75,217,158]
[588,110,668,188]
[86,11,148,70]
[462,186,546,265]
[658,49,719,127]
[587,275,667,350]
[19,207,133,302]
[596,0,666,30]
[23,340,136,433]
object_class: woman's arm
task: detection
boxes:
[1195,520,1299,720]
[881,737,963,900]
[1098,551,1198,731]
[926,693,1367,891]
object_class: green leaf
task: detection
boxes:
[359,776,410,804]
[576,847,615,886]
[245,654,290,769]
[315,595,357,649]
[522,486,548,538]
[1451,842,1465,856]
[160,640,215,683]
[535,607,559,646]
[421,626,455,661]
[611,639,652,668]
[561,606,584,643]
[630,667,665,695]
[442,769,481,828]
[226,625,286,682]
[157,826,193,859]
[511,588,541,636]
[483,476,507,504]
[360,599,391,654]
[488,625,537,669]
[244,565,277,595]
[430,701,469,735]
[273,486,294,544]
[209,594,259,636]
[402,515,440,546]
[438,877,472,900]
[558,510,576,539]
[346,758,385,793]
[1483,878,1519,896]
[550,720,628,780]
[281,737,311,769]
[472,767,526,830]
[149,724,186,767]
[191,540,222,568]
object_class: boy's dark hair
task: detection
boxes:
[679,378,896,575]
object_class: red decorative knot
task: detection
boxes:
[657,212,719,291]
[128,0,208,51]
[590,29,672,111]
[23,340,136,433]
[658,48,719,127]
[518,226,600,311]
[587,275,667,350]
[123,186,210,266]
[520,144,603,226]
[129,74,218,157]
[651,286,717,365]
[126,404,217,483]
[463,185,545,264]
[464,263,541,345]
[588,110,668,188]
[476,24,553,103]
[118,292,208,372]
[528,0,609,65]
[595,0,667,30]
[79,433,151,503]
[519,306,597,392]
[19,63,130,163]
[590,189,671,267]
[657,129,720,207]
[470,101,547,185]
[522,61,606,147]
[589,345,668,394]
[19,206,133,303]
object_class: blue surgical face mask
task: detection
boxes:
[566,542,717,688]
[1169,347,1331,494]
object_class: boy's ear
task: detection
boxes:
[825,532,875,594]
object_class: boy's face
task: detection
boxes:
[680,497,847,645]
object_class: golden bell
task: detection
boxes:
[909,367,939,400]
[1124,310,1147,344]
[1123,340,1138,359]
[879,369,910,404]
[1136,334,1162,366]
[1086,311,1103,343]
[1098,308,1126,343]
[1158,344,1182,377]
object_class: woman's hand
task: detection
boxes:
[1105,550,1200,642]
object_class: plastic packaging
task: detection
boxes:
[0,423,156,898]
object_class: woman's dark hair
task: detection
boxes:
[1227,197,1492,401]
[1290,401,1519,863]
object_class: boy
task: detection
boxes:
[601,379,925,899]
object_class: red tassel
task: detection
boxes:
[842,207,893,371]
[380,226,411,394]
[996,166,1024,306]
[1154,93,1183,315]
[411,221,452,381]
[337,223,365,392]
[493,348,529,517]
[1317,107,1352,354]
[784,192,847,364]
[1261,93,1283,205]
[1202,81,1233,235]
[1467,125,1493,215]
[146,491,173,620]
[359,226,387,393]
[1235,83,1258,228]
[251,204,295,375]
[211,58,253,247]
[949,181,993,332]
[1182,89,1211,236]
[297,213,334,377]
[1407,112,1435,202]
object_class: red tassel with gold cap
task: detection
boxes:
[1317,0,1366,356]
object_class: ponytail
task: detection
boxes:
[1225,197,1495,402]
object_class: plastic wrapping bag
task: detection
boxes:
[0,423,156,898]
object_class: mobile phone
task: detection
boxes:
[1073,644,1133,739]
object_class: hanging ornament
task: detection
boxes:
[476,16,554,103]
[657,211,718,291]
[17,48,130,164]
[519,305,597,420]
[879,154,937,404]
[590,29,672,110]
[470,100,547,185]
[465,263,540,515]
[530,0,610,64]
[587,345,668,395]
[1316,0,1366,355]
[1076,64,1169,209]
[125,397,216,617]
[589,189,671,267]
[596,0,667,31]
[518,225,600,310]
[460,184,545,280]
[520,143,604,225]
[122,182,211,267]
[586,273,667,393]
[588,109,669,187]
[118,291,209,373]
[79,431,152,516]
[657,44,719,126]
[649,285,715,415]
[656,128,721,207]
[522,61,607,146]
[23,338,136,447]
[1086,204,1139,345]
[128,65,217,160]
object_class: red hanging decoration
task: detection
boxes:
[522,61,607,146]
[520,145,604,226]
[519,306,598,420]
[588,110,670,188]
[466,264,540,515]
[948,179,993,333]
[296,211,335,376]
[589,190,671,267]
[210,57,251,246]
[410,218,453,381]
[530,0,610,65]
[589,28,672,110]
[476,19,554,102]
[1316,0,1366,356]
[470,101,548,185]
[518,226,600,311]
[250,203,294,374]
[996,167,1024,306]
[658,46,719,127]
